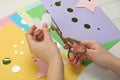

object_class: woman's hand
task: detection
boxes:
[69,40,115,69]
[25,23,62,65]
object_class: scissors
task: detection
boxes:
[46,10,86,60]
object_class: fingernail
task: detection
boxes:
[42,23,48,28]
[72,59,77,64]
[76,61,81,66]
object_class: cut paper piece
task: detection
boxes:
[14,50,18,54]
[12,65,21,73]
[76,0,100,12]
[26,3,46,20]
[13,45,17,48]
[42,13,52,27]
[72,17,78,23]
[77,63,120,80]
[2,58,11,65]
[17,8,33,26]
[56,42,61,48]
[9,13,30,32]
[33,13,52,28]
[32,57,48,78]
[41,0,120,44]
[33,18,42,29]
[20,40,25,44]
[21,19,27,24]
[55,1,62,7]
[20,51,24,55]
[21,28,25,31]
[67,8,74,13]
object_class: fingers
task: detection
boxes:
[81,40,100,49]
[37,33,44,41]
[69,53,75,61]
[27,23,52,43]
[69,52,90,66]
[42,23,53,41]
[33,29,43,37]
[81,40,93,49]
[33,29,43,41]
[26,25,37,43]
[71,43,79,49]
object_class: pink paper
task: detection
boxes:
[32,57,48,78]
[0,17,12,27]
[33,57,68,78]
[76,0,100,12]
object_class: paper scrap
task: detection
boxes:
[76,0,100,12]
[12,65,21,73]
[33,13,52,28]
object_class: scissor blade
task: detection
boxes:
[46,10,61,32]
[45,10,66,42]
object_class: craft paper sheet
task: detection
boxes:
[0,22,40,80]
[40,0,120,44]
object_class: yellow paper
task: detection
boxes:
[0,22,84,80]
[60,50,85,80]
[0,22,41,80]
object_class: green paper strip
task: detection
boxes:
[103,39,120,50]
[50,30,64,46]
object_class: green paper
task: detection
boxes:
[27,4,46,20]
[82,60,92,66]
[103,39,120,50]
[50,30,64,46]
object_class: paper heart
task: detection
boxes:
[33,18,42,29]
[42,13,52,27]
[33,13,52,28]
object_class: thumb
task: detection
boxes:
[42,23,53,41]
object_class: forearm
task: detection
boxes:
[107,56,120,76]
[47,56,64,80]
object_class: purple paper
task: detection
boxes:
[40,0,120,44]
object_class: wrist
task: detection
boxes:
[107,56,120,76]
[48,55,63,66]
[105,54,115,69]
